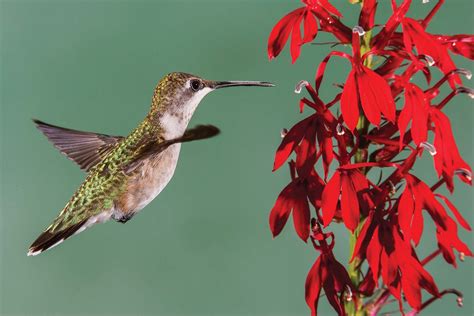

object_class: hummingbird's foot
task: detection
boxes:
[111,210,135,224]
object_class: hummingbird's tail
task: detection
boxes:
[27,220,87,256]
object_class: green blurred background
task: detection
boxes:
[0,1,472,315]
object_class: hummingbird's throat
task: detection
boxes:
[159,87,212,139]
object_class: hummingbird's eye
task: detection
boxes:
[190,79,202,92]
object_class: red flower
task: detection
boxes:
[305,228,354,316]
[267,1,350,63]
[316,29,396,130]
[359,218,439,310]
[398,83,429,147]
[273,82,338,179]
[269,162,324,241]
[321,166,373,231]
[403,18,461,87]
[430,108,472,191]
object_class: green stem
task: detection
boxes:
[346,13,373,316]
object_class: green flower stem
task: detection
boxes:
[347,10,373,315]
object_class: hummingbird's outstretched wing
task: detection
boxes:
[123,124,220,174]
[33,119,123,171]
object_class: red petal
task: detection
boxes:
[398,185,414,243]
[305,257,323,316]
[273,116,313,171]
[398,89,413,148]
[366,226,382,285]
[321,171,341,226]
[408,85,429,145]
[302,11,318,44]
[361,67,396,124]
[340,70,359,131]
[292,187,311,241]
[267,8,305,60]
[290,14,304,63]
[314,51,352,92]
[436,194,472,231]
[356,69,381,126]
[359,0,377,30]
[269,183,295,237]
[340,173,359,231]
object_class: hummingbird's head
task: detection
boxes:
[151,72,273,138]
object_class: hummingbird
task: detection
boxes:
[28,72,273,256]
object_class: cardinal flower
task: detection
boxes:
[316,27,396,130]
[321,166,373,231]
[273,82,338,178]
[398,83,430,147]
[402,18,460,86]
[305,227,355,316]
[355,217,439,311]
[269,162,324,241]
[430,108,472,191]
[267,0,350,63]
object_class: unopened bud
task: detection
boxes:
[295,80,309,94]
[352,25,366,36]
[457,297,463,307]
[420,142,437,156]
[280,128,288,138]
[336,123,345,136]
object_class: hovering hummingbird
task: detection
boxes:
[28,72,273,256]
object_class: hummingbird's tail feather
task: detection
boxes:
[27,220,87,256]
[32,119,123,172]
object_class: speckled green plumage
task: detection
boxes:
[47,120,162,232]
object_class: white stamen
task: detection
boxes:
[422,0,430,4]
[459,252,465,262]
[456,87,474,99]
[454,168,472,181]
[457,297,464,307]
[344,286,353,302]
[457,69,472,80]
[420,142,437,156]
[295,80,309,94]
[352,25,366,36]
[424,55,435,66]
[336,123,345,135]
[281,128,288,138]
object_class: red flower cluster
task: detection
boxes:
[267,1,473,315]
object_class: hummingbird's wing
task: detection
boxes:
[33,119,124,171]
[123,124,220,174]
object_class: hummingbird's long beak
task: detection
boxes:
[211,81,275,89]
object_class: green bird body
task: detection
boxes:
[28,72,273,256]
